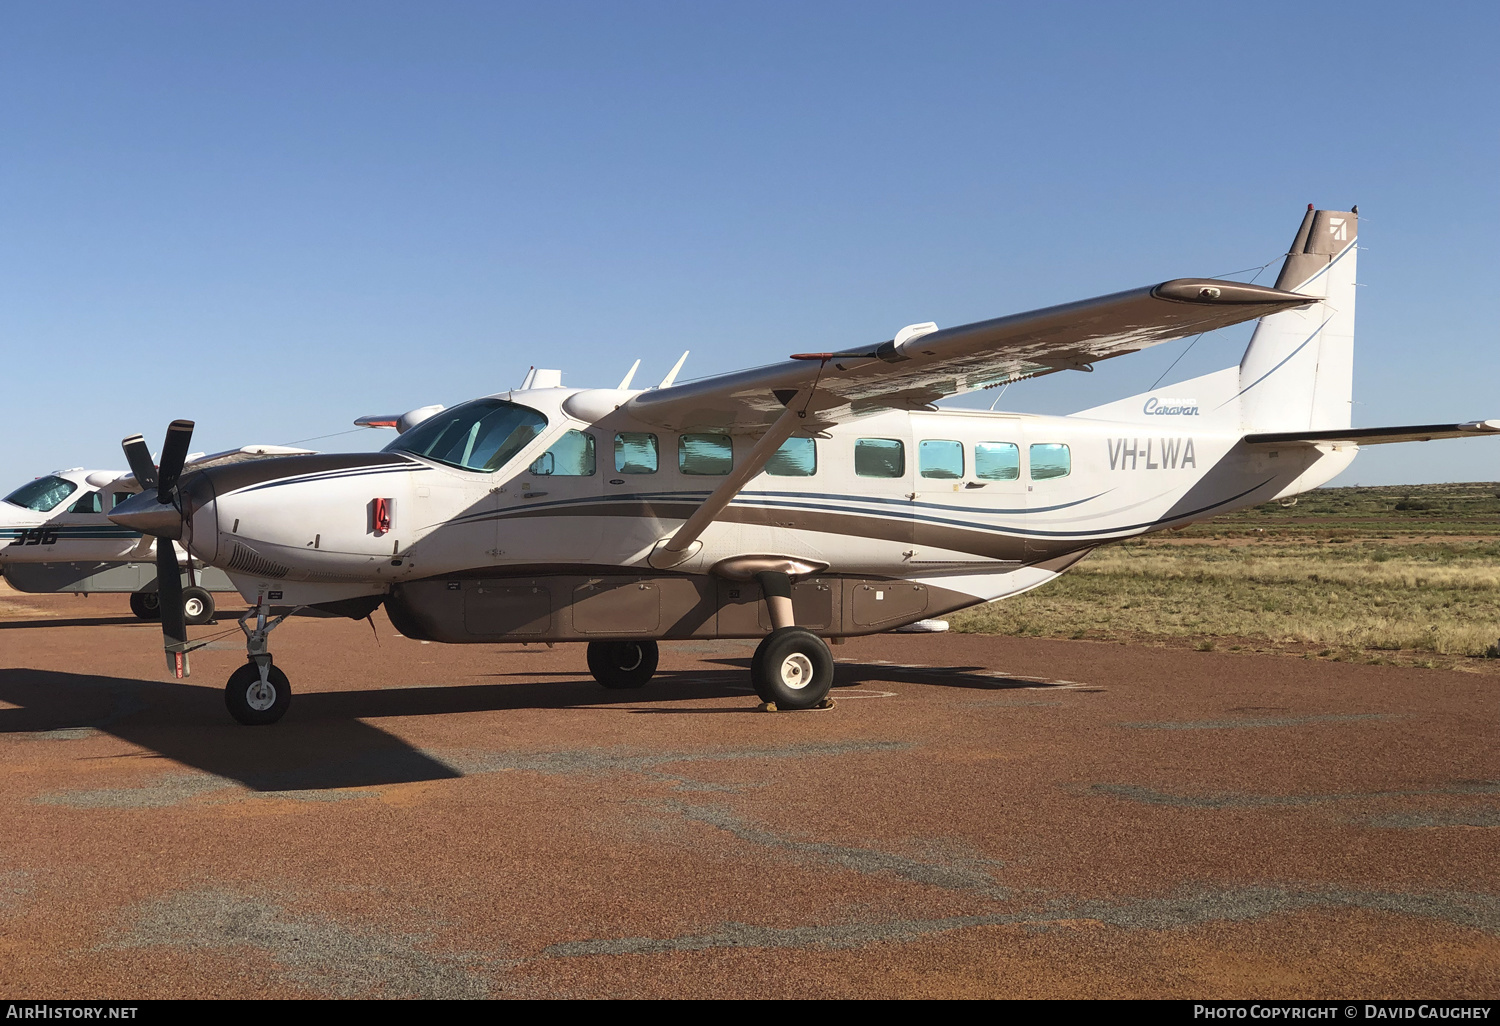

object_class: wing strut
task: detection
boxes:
[647,392,810,569]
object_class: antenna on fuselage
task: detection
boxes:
[519,366,536,390]
[658,351,689,390]
[617,359,641,390]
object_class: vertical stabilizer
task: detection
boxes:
[1237,207,1358,432]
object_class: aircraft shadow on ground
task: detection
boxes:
[715,657,1065,692]
[0,615,146,630]
[487,659,1057,693]
[0,667,759,792]
[0,657,1061,791]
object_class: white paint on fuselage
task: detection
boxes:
[0,469,150,565]
[206,383,1357,608]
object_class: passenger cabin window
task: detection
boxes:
[3,476,77,512]
[855,438,905,478]
[531,430,595,476]
[385,398,548,473]
[678,434,733,476]
[1029,443,1071,480]
[615,432,659,474]
[919,439,964,479]
[975,442,1020,481]
[766,437,817,477]
[67,491,103,514]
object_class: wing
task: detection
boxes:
[1245,421,1500,446]
[626,278,1315,432]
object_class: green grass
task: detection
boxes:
[948,482,1500,670]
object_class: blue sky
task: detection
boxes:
[3,1,1496,488]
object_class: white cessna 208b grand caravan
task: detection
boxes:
[109,206,1497,724]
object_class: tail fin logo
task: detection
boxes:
[1328,217,1348,241]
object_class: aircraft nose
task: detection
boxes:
[108,471,219,561]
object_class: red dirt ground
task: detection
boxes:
[1,590,1495,998]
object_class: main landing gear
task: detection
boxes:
[128,589,160,621]
[129,586,214,625]
[226,596,294,725]
[749,571,834,710]
[751,626,834,710]
[181,586,215,626]
[586,639,660,689]
[579,572,835,710]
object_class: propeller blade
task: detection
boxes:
[156,542,190,679]
[156,420,195,506]
[121,434,158,491]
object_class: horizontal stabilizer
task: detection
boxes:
[1244,421,1500,447]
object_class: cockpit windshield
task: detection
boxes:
[4,475,78,512]
[384,399,549,473]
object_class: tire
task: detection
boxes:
[751,627,834,709]
[129,590,161,621]
[225,661,292,725]
[586,639,659,689]
[181,586,215,625]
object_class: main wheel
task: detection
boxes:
[225,661,292,725]
[181,586,215,625]
[586,639,659,689]
[129,590,161,621]
[751,627,834,709]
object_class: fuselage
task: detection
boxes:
[168,384,1354,619]
[0,469,148,564]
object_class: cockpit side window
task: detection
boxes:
[3,476,78,512]
[530,430,596,476]
[67,491,103,514]
[384,399,548,473]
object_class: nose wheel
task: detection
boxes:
[225,660,291,725]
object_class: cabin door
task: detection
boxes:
[1022,422,1079,560]
[908,414,1025,562]
[501,427,602,565]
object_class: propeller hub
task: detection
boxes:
[108,493,184,539]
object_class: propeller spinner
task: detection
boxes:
[110,420,197,678]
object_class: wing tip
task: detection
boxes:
[1153,278,1318,306]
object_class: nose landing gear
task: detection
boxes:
[225,660,291,725]
[227,595,295,725]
